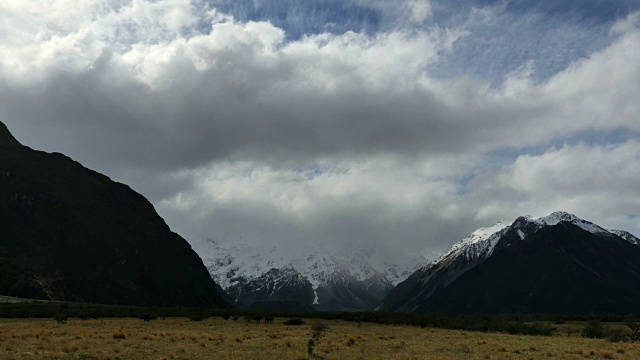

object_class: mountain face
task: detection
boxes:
[198,240,426,311]
[379,212,640,313]
[0,121,226,307]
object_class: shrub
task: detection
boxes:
[188,313,208,322]
[138,313,157,322]
[308,322,328,356]
[607,329,631,343]
[53,313,67,324]
[582,320,605,339]
[625,319,640,340]
[284,318,305,326]
[522,323,555,336]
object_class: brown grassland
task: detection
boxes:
[0,317,639,360]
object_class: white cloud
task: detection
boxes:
[156,154,471,250]
[407,0,432,23]
[467,140,640,236]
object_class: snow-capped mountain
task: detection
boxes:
[195,239,427,311]
[433,212,610,267]
[379,211,640,313]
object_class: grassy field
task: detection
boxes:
[0,317,639,360]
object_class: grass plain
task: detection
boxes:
[0,317,639,360]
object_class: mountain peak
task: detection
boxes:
[537,211,578,224]
[469,220,511,239]
[0,121,21,147]
[432,211,610,269]
[530,211,607,234]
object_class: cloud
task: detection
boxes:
[157,139,640,255]
[0,3,468,171]
[0,1,639,258]
[156,154,481,254]
[406,0,432,23]
[466,140,640,236]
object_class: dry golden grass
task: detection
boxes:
[0,317,639,359]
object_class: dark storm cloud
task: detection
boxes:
[0,27,467,174]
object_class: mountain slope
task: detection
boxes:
[0,121,226,307]
[609,229,640,245]
[379,212,640,313]
[198,239,426,311]
[421,224,640,313]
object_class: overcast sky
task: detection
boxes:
[2,0,640,259]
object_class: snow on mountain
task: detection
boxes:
[609,229,640,245]
[434,220,511,265]
[429,211,623,270]
[532,212,609,234]
[194,238,428,301]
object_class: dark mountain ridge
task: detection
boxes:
[0,121,226,307]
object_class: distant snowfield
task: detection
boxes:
[194,238,428,291]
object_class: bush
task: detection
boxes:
[308,322,328,356]
[607,329,632,343]
[53,312,67,324]
[188,313,208,322]
[583,320,606,339]
[138,313,157,322]
[508,322,555,336]
[284,318,305,326]
[625,319,640,339]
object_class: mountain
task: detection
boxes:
[197,239,426,311]
[379,212,640,313]
[0,121,226,307]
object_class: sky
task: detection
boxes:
[1,0,640,260]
